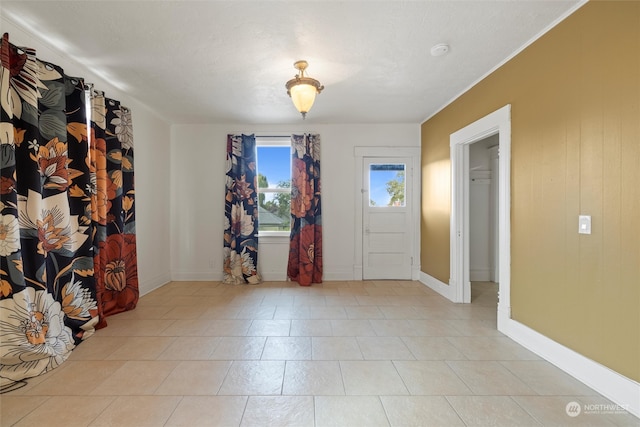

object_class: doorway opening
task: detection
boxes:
[450,105,511,330]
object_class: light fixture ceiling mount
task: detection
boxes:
[286,60,324,119]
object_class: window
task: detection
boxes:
[368,163,406,207]
[256,138,291,233]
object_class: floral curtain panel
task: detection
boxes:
[287,134,322,286]
[0,33,138,388]
[223,134,261,285]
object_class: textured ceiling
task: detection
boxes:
[2,1,583,124]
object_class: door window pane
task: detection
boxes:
[369,163,406,207]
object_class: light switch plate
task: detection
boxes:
[578,215,591,234]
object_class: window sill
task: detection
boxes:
[258,232,290,243]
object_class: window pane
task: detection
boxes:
[258,191,291,231]
[369,163,406,207]
[257,146,291,188]
[257,145,292,232]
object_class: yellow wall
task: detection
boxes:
[420,1,639,381]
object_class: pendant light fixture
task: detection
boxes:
[286,60,324,119]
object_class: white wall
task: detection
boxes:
[170,123,420,281]
[2,19,173,295]
[469,135,498,282]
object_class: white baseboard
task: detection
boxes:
[499,315,640,418]
[139,272,171,296]
[419,271,456,301]
[171,271,223,281]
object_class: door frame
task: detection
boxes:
[354,146,421,281]
[449,105,511,327]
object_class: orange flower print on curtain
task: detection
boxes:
[91,95,138,329]
[287,134,322,286]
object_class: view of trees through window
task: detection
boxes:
[369,164,406,207]
[257,145,291,232]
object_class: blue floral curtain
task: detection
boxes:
[223,134,261,284]
[287,134,322,286]
[0,33,137,388]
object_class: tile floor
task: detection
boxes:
[1,280,638,426]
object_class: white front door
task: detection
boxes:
[362,157,413,280]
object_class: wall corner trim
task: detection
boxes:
[499,316,640,418]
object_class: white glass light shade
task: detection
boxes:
[289,83,318,115]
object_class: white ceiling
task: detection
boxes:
[2,1,582,125]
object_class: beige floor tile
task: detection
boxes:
[156,336,222,360]
[407,319,464,336]
[379,305,422,319]
[446,336,541,360]
[356,336,415,360]
[24,361,125,396]
[500,360,600,396]
[315,396,390,427]
[370,319,419,336]
[411,305,457,319]
[330,319,376,336]
[13,396,115,427]
[381,395,465,427]
[210,337,267,360]
[112,305,173,320]
[158,319,215,336]
[88,396,181,427]
[155,360,231,395]
[337,287,369,296]
[10,280,634,427]
[261,295,294,306]
[446,305,498,320]
[345,305,385,319]
[293,295,326,306]
[161,305,210,319]
[66,336,128,360]
[282,361,345,395]
[241,396,314,427]
[447,319,503,336]
[97,318,175,337]
[0,396,50,426]
[446,395,542,426]
[446,361,535,395]
[261,337,312,360]
[290,319,332,336]
[401,336,468,360]
[89,360,179,395]
[165,395,248,427]
[218,361,285,395]
[236,305,276,319]
[274,306,311,320]
[312,337,363,360]
[324,295,360,306]
[340,361,409,395]
[198,305,242,319]
[393,361,472,395]
[246,319,291,336]
[308,306,348,319]
[104,336,175,360]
